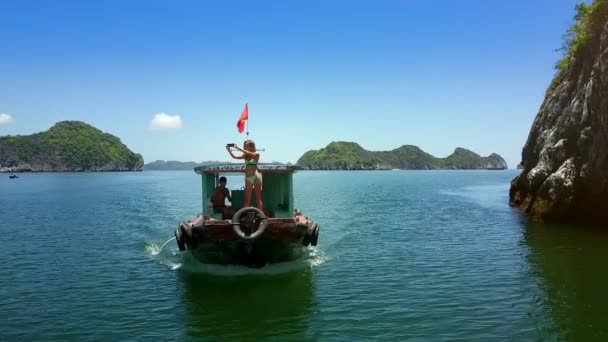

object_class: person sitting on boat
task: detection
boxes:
[210,176,234,219]
[226,140,265,213]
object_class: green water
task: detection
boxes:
[1,170,607,341]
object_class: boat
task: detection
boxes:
[9,174,18,179]
[174,163,320,268]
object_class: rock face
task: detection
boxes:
[510,6,608,224]
[0,121,144,172]
[296,141,507,170]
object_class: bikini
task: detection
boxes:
[245,158,261,184]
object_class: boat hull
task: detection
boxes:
[188,240,306,267]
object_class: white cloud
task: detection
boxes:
[149,112,182,130]
[0,113,14,125]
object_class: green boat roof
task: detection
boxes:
[194,163,300,174]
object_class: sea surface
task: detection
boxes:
[1,170,608,341]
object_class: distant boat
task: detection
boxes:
[9,174,19,179]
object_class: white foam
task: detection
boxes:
[144,238,183,271]
[145,233,330,275]
[145,237,177,257]
[149,244,328,275]
[145,242,162,256]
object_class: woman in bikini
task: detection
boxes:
[226,140,264,212]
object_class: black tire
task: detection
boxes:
[301,234,311,246]
[310,223,319,246]
[175,224,186,251]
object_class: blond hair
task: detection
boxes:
[244,140,256,151]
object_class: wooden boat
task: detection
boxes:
[174,164,319,268]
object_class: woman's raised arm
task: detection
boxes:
[226,146,245,160]
[233,146,257,159]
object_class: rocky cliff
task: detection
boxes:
[297,142,507,170]
[0,121,144,172]
[510,1,608,224]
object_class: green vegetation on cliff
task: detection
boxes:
[0,121,143,171]
[296,142,507,170]
[551,0,608,91]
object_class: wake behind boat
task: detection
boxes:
[174,164,320,268]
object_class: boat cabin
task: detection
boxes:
[194,163,299,219]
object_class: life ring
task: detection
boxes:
[232,207,268,240]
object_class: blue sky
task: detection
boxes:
[0,0,585,168]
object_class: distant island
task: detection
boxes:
[144,160,289,170]
[0,121,143,172]
[148,142,507,170]
[296,142,507,170]
[145,160,229,170]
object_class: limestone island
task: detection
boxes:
[144,160,289,170]
[296,142,507,170]
[144,160,206,170]
[510,0,608,225]
[0,121,144,172]
[144,160,244,170]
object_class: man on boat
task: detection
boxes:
[210,176,234,219]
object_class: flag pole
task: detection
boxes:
[246,104,250,138]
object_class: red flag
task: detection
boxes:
[237,103,248,133]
